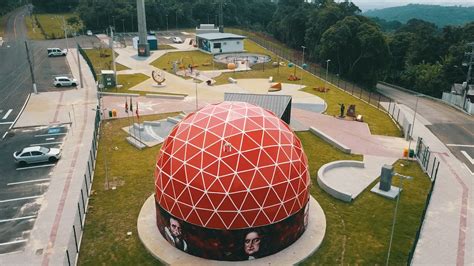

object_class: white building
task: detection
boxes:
[196,33,245,54]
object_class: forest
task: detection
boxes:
[18,0,474,96]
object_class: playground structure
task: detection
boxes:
[152,70,166,86]
[269,82,282,92]
[213,53,271,67]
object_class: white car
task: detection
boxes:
[86,30,93,36]
[54,76,77,87]
[171,36,183,43]
[13,146,62,166]
[47,48,67,57]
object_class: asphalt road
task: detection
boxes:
[377,83,474,173]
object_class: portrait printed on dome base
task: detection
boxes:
[155,199,310,261]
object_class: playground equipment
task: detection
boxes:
[288,74,300,81]
[269,82,282,92]
[227,62,236,70]
[152,70,166,87]
[214,53,271,67]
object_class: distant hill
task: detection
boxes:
[362,4,474,28]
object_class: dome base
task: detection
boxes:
[137,194,326,265]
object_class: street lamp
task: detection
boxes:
[122,19,125,33]
[300,45,306,89]
[194,72,200,110]
[166,14,169,32]
[407,94,420,155]
[386,172,413,266]
[325,59,331,90]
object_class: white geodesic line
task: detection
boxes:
[155,102,309,229]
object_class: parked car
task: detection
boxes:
[13,146,62,166]
[86,30,93,36]
[54,76,77,87]
[47,48,67,57]
[171,36,183,43]
[148,30,156,35]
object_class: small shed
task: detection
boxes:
[132,36,158,50]
[196,33,245,54]
[224,93,292,124]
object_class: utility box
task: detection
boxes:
[379,164,393,192]
[132,36,158,50]
[101,70,116,88]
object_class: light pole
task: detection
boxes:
[194,72,200,110]
[166,14,169,32]
[300,46,306,89]
[325,59,331,90]
[407,94,419,155]
[386,172,413,266]
[62,16,69,51]
[122,19,125,33]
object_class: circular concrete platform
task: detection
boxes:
[137,195,326,265]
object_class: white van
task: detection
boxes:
[47,48,67,57]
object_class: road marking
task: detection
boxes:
[461,150,474,165]
[45,137,55,141]
[446,144,474,148]
[34,133,67,137]
[16,164,55,171]
[0,195,42,203]
[0,215,37,223]
[0,239,28,247]
[7,178,50,186]
[463,164,474,176]
[0,121,14,125]
[2,109,12,119]
[29,142,62,146]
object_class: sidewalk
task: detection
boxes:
[2,48,98,265]
[385,102,473,265]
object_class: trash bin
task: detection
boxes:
[409,149,415,158]
[112,109,117,117]
[403,148,408,157]
[108,110,113,118]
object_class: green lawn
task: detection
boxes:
[150,50,226,72]
[0,14,8,37]
[24,15,44,40]
[100,73,150,95]
[158,44,176,50]
[84,48,129,73]
[78,113,178,266]
[31,13,83,39]
[78,125,430,264]
[297,132,431,264]
[213,39,401,137]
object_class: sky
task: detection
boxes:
[348,0,474,11]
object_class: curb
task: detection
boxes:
[98,92,140,97]
[309,126,351,154]
[145,93,186,99]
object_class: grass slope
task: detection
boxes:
[83,48,129,73]
[298,132,431,264]
[78,113,179,266]
[214,39,401,137]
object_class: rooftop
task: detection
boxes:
[196,33,246,41]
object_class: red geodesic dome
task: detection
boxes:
[154,101,310,230]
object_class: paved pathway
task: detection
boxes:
[2,48,98,265]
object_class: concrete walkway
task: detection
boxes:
[383,102,473,265]
[2,48,98,265]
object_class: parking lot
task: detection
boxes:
[0,125,68,254]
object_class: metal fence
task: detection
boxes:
[64,110,101,266]
[77,44,97,81]
[407,137,440,264]
[228,28,392,111]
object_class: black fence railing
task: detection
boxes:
[77,44,97,81]
[407,137,440,264]
[227,28,392,111]
[64,109,101,266]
